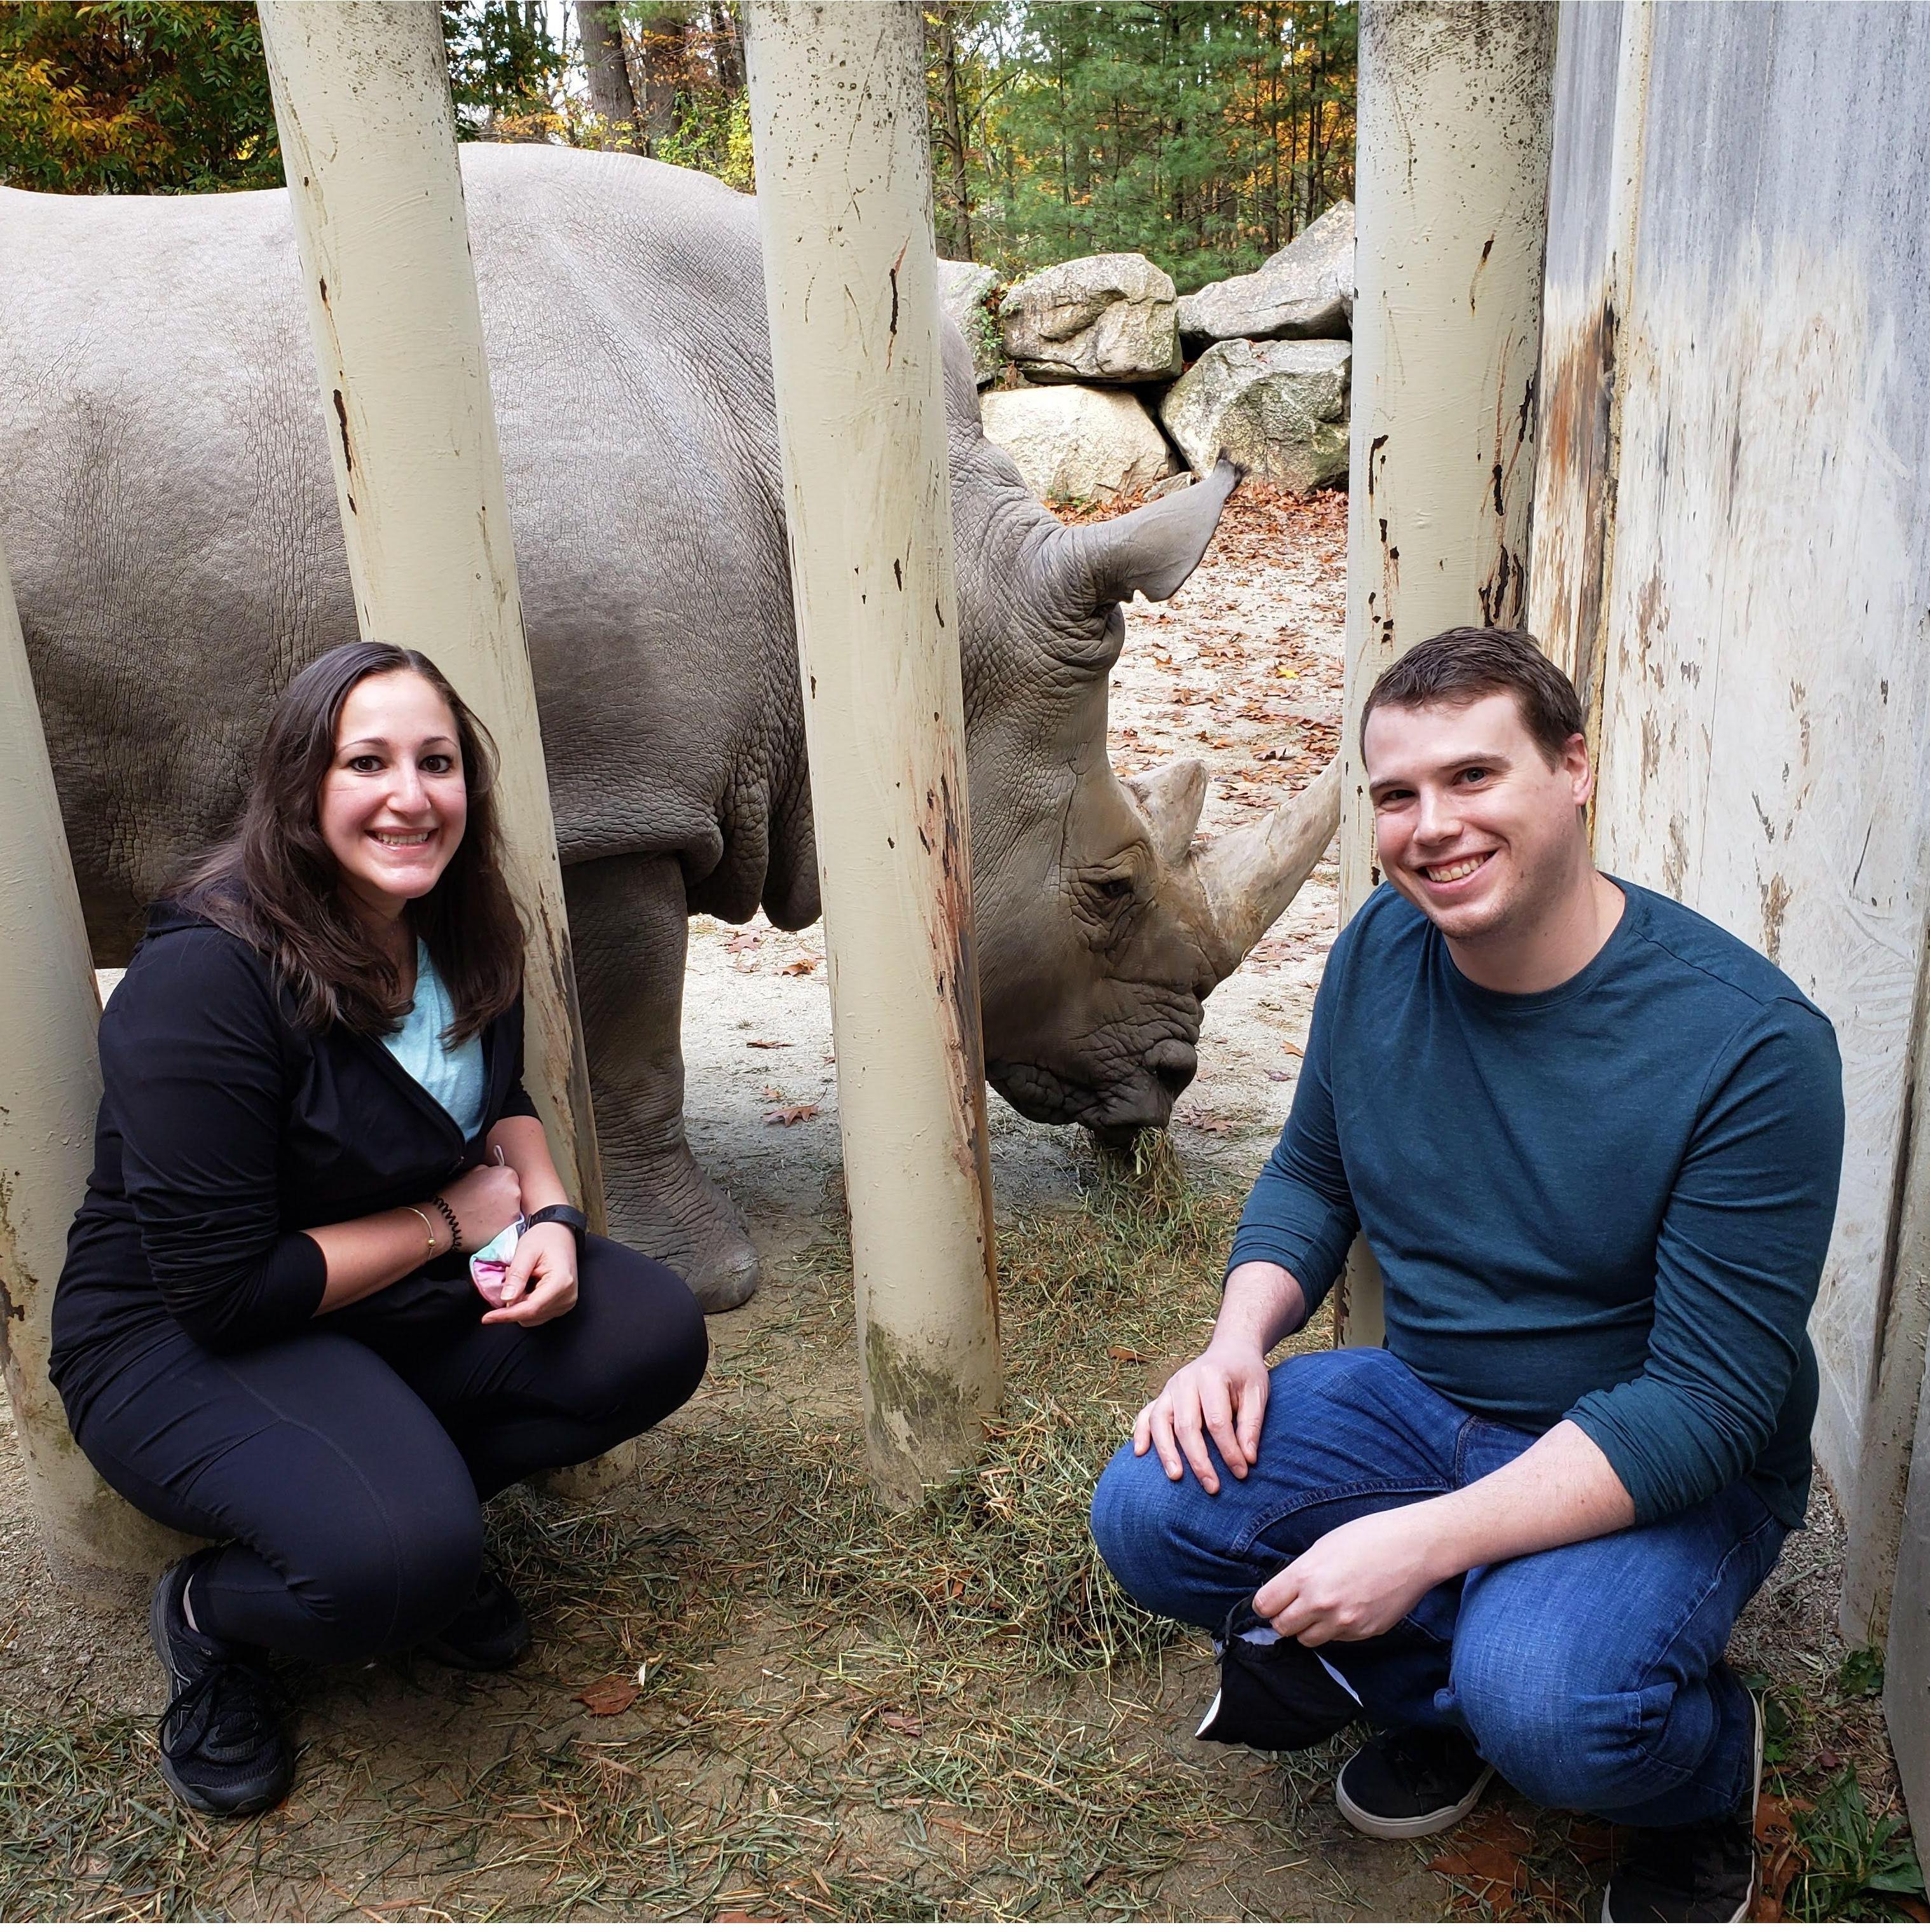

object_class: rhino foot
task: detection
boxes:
[603,1148,761,1314]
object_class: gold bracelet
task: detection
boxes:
[405,1205,439,1259]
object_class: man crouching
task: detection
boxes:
[1090,627,1844,1922]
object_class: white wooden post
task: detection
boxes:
[743,0,1001,1505]
[0,535,196,1602]
[1338,0,1557,1343]
[257,0,604,1231]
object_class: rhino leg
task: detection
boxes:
[564,853,761,1313]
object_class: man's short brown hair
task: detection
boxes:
[1360,627,1584,768]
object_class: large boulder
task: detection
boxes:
[998,252,1182,385]
[1176,200,1354,347]
[980,384,1177,504]
[1160,338,1350,492]
[938,258,1003,387]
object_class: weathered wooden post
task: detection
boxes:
[1338,0,1557,1343]
[0,535,195,1601]
[742,0,1001,1505]
[257,0,604,1230]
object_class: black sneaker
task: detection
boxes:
[418,1565,530,1671]
[149,1551,292,1817]
[1336,1725,1496,1839]
[1601,1692,1762,1921]
[1194,1595,1362,1751]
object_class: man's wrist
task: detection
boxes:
[1217,1259,1306,1354]
[1399,1492,1474,1585]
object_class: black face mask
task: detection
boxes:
[1194,1594,1362,1751]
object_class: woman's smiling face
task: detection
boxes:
[317,668,469,927]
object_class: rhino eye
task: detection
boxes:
[1097,877,1134,901]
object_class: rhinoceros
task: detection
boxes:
[0,144,1338,1311]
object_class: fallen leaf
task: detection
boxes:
[1107,1345,1146,1363]
[724,932,762,953]
[1427,1846,1523,1900]
[880,1709,923,1736]
[575,1674,639,1716]
[763,1103,819,1126]
[746,1039,790,1049]
[1265,1068,1294,1083]
[760,1084,784,1101]
[781,957,818,976]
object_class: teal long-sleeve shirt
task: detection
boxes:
[1228,882,1845,1528]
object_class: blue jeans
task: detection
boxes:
[1090,1346,1787,1828]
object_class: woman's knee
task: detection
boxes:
[272,1488,484,1662]
[574,1237,709,1423]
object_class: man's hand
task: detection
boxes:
[1133,1339,1271,1493]
[482,1223,578,1327]
[1252,1422,1638,1646]
[1254,1506,1446,1645]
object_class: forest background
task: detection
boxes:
[0,0,1356,291]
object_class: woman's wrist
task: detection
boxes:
[428,1194,464,1254]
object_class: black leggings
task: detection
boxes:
[70,1236,707,1663]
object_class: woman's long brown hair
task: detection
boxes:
[174,640,523,1043]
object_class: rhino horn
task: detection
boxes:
[1195,758,1342,975]
[1123,758,1209,868]
[1064,456,1241,610]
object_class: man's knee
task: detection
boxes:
[1089,1440,1217,1623]
[1450,1622,1672,1814]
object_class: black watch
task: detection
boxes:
[525,1203,588,1254]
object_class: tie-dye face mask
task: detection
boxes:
[470,1214,528,1306]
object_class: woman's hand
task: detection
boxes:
[481,1222,578,1326]
[437,1161,522,1253]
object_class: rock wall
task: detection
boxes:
[954,208,1355,506]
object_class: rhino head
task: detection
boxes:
[952,437,1341,1144]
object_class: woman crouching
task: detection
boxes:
[50,640,708,1816]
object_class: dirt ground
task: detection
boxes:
[0,484,1911,1922]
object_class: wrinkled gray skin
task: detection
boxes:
[0,146,1320,1310]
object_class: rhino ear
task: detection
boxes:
[1071,456,1240,609]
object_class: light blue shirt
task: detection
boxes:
[381,939,486,1141]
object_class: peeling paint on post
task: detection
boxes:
[743,0,1001,1505]
[1337,0,1556,1343]
[0,533,196,1603]
[257,2,604,1238]
[1528,0,1655,786]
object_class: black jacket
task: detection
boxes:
[51,905,536,1414]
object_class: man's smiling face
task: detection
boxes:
[1364,690,1594,948]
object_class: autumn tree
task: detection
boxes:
[0,2,279,193]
